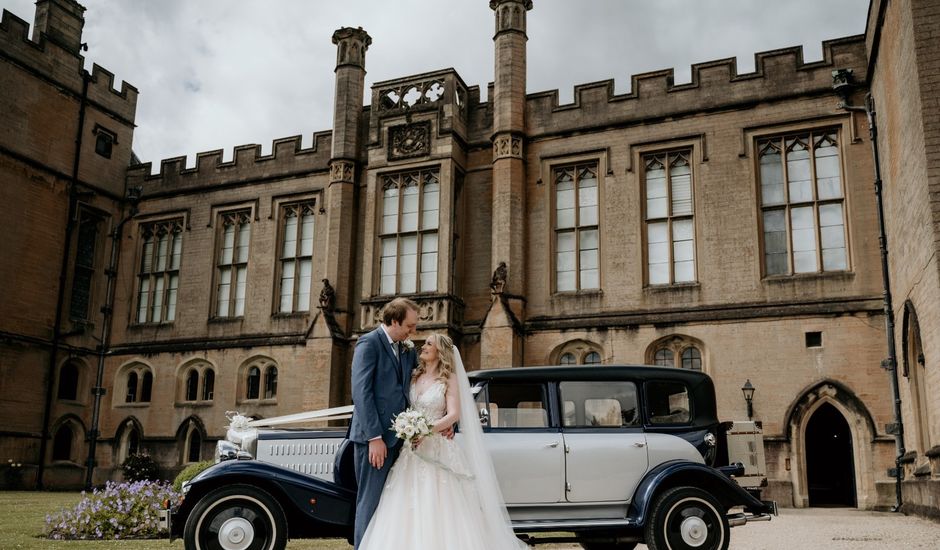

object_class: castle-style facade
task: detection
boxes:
[2,0,938,516]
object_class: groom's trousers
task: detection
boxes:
[352,441,402,549]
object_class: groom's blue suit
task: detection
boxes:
[349,326,415,549]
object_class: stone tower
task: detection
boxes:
[482,0,532,369]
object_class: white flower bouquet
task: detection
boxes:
[392,408,433,448]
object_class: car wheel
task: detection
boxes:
[183,484,288,550]
[644,486,729,550]
[579,541,638,550]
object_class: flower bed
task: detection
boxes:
[44,480,178,540]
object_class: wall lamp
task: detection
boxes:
[741,379,755,420]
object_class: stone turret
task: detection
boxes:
[32,0,85,54]
[483,0,532,370]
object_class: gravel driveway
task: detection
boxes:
[540,507,940,549]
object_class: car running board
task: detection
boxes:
[512,517,637,532]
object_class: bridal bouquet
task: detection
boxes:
[392,408,432,448]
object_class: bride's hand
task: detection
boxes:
[440,424,455,440]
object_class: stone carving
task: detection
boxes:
[388,121,431,160]
[379,79,445,111]
[360,297,464,331]
[493,134,523,160]
[318,279,335,311]
[490,261,508,295]
[329,160,354,183]
[332,27,371,69]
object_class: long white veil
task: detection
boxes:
[452,346,528,549]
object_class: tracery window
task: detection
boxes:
[758,131,848,276]
[57,361,80,401]
[137,218,183,324]
[215,210,252,317]
[554,164,599,292]
[379,169,439,295]
[649,337,704,372]
[277,202,315,313]
[555,341,604,366]
[644,151,695,285]
[70,211,104,321]
[122,364,153,404]
[243,360,279,401]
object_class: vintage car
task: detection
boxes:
[165,366,776,550]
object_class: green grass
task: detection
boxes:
[0,491,578,549]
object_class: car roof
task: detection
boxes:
[469,365,711,385]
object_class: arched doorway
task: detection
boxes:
[805,403,856,506]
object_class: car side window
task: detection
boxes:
[560,381,639,428]
[477,382,549,428]
[646,381,691,424]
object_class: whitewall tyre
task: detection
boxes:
[644,486,730,550]
[183,484,288,550]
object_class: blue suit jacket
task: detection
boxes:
[349,327,416,447]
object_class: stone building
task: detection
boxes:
[1,0,937,515]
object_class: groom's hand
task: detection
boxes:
[368,438,388,469]
[441,424,455,440]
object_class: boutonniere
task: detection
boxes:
[401,339,415,351]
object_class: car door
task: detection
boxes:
[476,380,566,505]
[559,380,649,503]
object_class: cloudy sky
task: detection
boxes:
[7,0,870,167]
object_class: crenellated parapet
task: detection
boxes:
[126,132,333,196]
[523,36,867,138]
[0,9,137,122]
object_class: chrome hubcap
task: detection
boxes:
[218,517,254,550]
[680,515,708,547]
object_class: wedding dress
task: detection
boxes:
[358,351,529,550]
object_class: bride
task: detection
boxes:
[358,333,529,550]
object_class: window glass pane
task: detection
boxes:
[280,260,295,313]
[156,233,168,271]
[151,277,164,323]
[300,212,315,257]
[247,367,260,400]
[297,259,312,311]
[648,221,669,284]
[681,347,702,371]
[380,237,397,295]
[819,203,847,271]
[221,225,235,264]
[671,160,692,216]
[560,352,576,365]
[647,381,691,424]
[282,214,297,258]
[579,176,598,226]
[422,181,439,230]
[560,381,638,427]
[815,135,842,200]
[137,278,150,323]
[217,267,231,316]
[141,238,154,273]
[167,274,179,321]
[126,372,138,403]
[672,219,695,282]
[186,370,198,401]
[579,229,599,289]
[583,351,601,365]
[141,371,153,402]
[791,206,818,273]
[556,179,575,229]
[265,367,278,399]
[787,138,813,202]
[420,233,438,292]
[203,370,215,401]
[763,209,788,275]
[653,348,674,367]
[170,232,182,270]
[556,232,576,291]
[646,165,668,219]
[234,266,247,316]
[760,145,785,205]
[236,222,251,263]
[401,185,419,232]
[485,383,548,428]
[383,187,399,234]
[399,235,418,293]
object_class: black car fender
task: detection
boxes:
[175,459,356,536]
[628,459,770,525]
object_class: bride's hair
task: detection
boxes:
[412,333,455,383]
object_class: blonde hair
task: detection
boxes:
[412,333,455,383]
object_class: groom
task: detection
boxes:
[349,297,419,549]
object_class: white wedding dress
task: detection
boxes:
[358,377,529,550]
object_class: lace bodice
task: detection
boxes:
[410,380,447,422]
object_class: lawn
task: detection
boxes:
[0,491,578,549]
[0,491,349,549]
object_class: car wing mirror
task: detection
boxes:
[479,407,490,427]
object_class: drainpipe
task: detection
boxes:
[833,70,905,511]
[37,68,90,488]
[84,192,139,489]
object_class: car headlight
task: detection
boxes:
[216,440,241,463]
[704,432,717,447]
